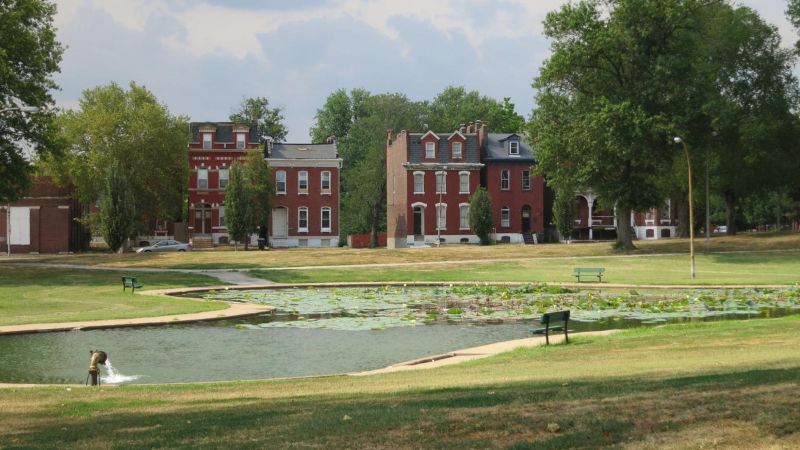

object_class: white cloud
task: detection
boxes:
[90,0,171,31]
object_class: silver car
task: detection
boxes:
[136,240,192,253]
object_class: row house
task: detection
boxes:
[187,121,341,248]
[386,121,545,247]
[572,192,677,240]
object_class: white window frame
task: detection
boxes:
[276,170,287,194]
[321,171,331,194]
[661,200,672,223]
[436,202,447,230]
[298,207,308,232]
[197,167,208,189]
[521,170,530,191]
[218,205,226,228]
[501,207,510,228]
[321,207,332,232]
[452,141,462,159]
[413,172,425,194]
[218,167,229,189]
[425,141,435,159]
[298,171,308,194]
[459,171,470,194]
[509,141,519,156]
[236,133,245,149]
[459,203,470,230]
[202,133,212,150]
[500,170,510,190]
[435,171,446,194]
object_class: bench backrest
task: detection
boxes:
[542,310,570,324]
[574,268,604,273]
[121,276,137,284]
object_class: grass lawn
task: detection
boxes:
[0,267,227,326]
[1,315,798,448]
[251,251,800,285]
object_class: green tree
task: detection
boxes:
[309,88,370,144]
[225,162,250,250]
[44,82,190,230]
[427,86,525,133]
[99,163,136,253]
[530,0,709,250]
[229,97,287,143]
[242,149,273,246]
[552,188,576,242]
[469,187,493,245]
[0,0,63,202]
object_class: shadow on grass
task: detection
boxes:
[5,367,799,449]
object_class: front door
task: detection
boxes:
[521,206,531,233]
[413,206,423,236]
[194,205,212,234]
[272,207,288,238]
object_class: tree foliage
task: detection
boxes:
[309,88,370,144]
[99,162,136,253]
[552,189,576,242]
[229,97,287,143]
[224,162,250,249]
[469,187,493,245]
[0,0,63,202]
[242,150,273,243]
[427,86,525,133]
[44,82,190,230]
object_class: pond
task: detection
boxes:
[0,285,797,385]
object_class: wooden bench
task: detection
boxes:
[121,276,143,293]
[530,310,570,345]
[573,267,605,282]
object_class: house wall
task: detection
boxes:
[484,162,544,235]
[386,130,410,248]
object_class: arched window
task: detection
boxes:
[459,203,470,230]
[459,171,470,194]
[298,207,308,232]
[501,207,510,227]
[321,207,332,232]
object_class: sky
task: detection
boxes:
[52,0,798,142]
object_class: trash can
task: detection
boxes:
[257,238,266,250]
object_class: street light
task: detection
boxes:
[2,105,40,256]
[674,137,695,279]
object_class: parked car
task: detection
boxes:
[136,240,191,253]
[713,225,728,234]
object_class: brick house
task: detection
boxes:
[386,121,545,247]
[0,177,90,254]
[187,121,341,248]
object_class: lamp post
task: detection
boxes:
[674,137,695,279]
[2,105,40,256]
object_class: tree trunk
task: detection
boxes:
[615,206,635,250]
[675,193,689,238]
[724,191,737,235]
[369,203,379,248]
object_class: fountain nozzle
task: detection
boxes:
[87,350,108,386]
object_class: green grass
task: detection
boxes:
[0,267,227,326]
[1,316,798,448]
[251,251,800,285]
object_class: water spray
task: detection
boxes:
[86,350,107,386]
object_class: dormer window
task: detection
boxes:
[452,142,462,159]
[202,133,212,150]
[509,141,519,156]
[425,141,435,159]
[236,133,245,149]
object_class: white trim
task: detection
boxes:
[297,206,309,233]
[458,171,470,194]
[298,170,309,194]
[320,206,332,233]
[435,202,447,230]
[447,131,466,141]
[411,201,427,209]
[435,171,447,194]
[459,203,470,230]
[413,171,425,194]
[420,130,440,141]
[500,169,510,190]
[276,170,287,194]
[451,141,463,159]
[425,141,436,159]
[321,170,332,193]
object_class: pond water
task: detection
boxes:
[0,285,797,385]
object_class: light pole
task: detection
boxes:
[674,137,695,279]
[2,105,40,256]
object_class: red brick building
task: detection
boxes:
[187,122,341,247]
[387,121,545,247]
[0,177,89,254]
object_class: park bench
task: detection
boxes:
[573,267,605,282]
[530,310,570,345]
[121,276,143,293]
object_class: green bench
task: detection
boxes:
[121,276,143,293]
[573,267,605,282]
[530,310,570,345]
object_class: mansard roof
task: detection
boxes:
[407,132,481,164]
[189,121,259,144]
[482,133,537,163]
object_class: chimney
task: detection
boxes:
[466,122,474,133]
[263,136,274,157]
[326,135,337,144]
[476,120,488,149]
[386,128,394,144]
[459,123,466,133]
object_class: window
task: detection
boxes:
[501,207,510,227]
[425,141,435,159]
[298,207,308,232]
[321,171,331,193]
[522,170,530,190]
[661,200,671,222]
[414,172,425,194]
[236,133,245,149]
[197,167,208,189]
[298,171,308,193]
[321,207,331,232]
[459,172,470,194]
[509,141,519,155]
[435,171,446,194]
[219,167,229,189]
[202,133,212,149]
[218,205,226,227]
[276,170,286,194]
[452,142,462,159]
[436,203,446,230]
[500,170,510,190]
[459,204,470,229]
